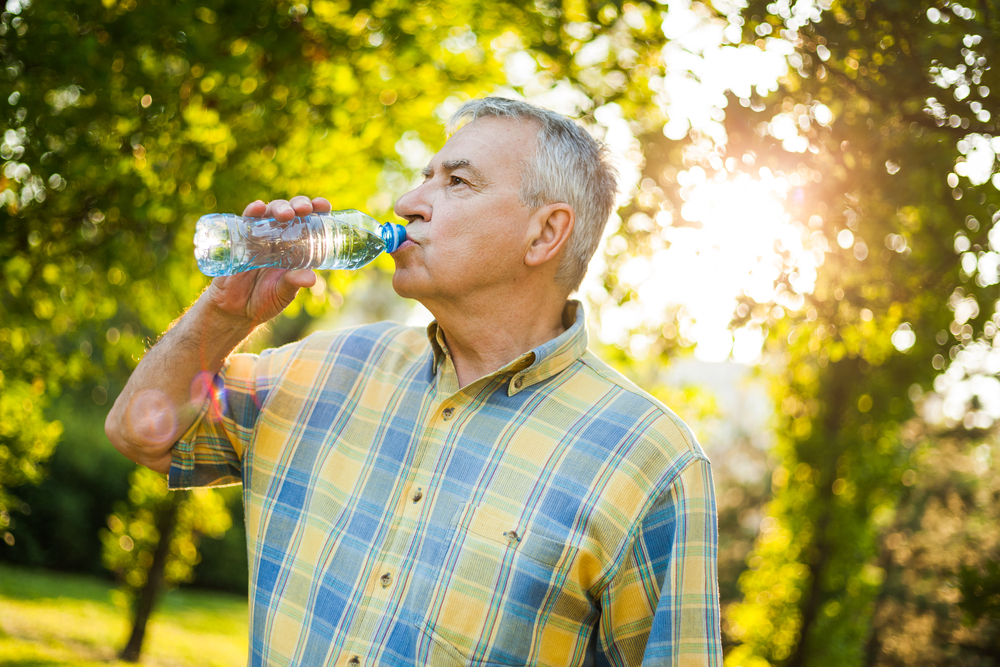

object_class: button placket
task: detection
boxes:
[379,571,393,588]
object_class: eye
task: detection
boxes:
[449,175,467,186]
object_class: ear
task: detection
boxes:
[524,203,575,269]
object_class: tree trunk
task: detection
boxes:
[119,494,181,662]
[786,358,855,667]
[785,511,831,667]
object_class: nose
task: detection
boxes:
[393,181,431,224]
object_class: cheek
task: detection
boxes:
[482,222,526,262]
[443,228,517,270]
[425,205,527,275]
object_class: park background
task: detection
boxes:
[2,0,1000,664]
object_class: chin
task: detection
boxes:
[390,269,423,300]
[392,268,453,304]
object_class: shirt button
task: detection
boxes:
[442,406,455,420]
[380,572,392,588]
[505,530,520,545]
[513,377,523,389]
[348,658,360,666]
[412,488,423,503]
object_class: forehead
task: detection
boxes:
[434,117,538,180]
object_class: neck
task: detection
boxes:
[426,290,569,389]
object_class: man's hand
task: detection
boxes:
[106,195,332,474]
[206,196,332,326]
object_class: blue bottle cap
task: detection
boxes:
[380,223,407,253]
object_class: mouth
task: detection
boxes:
[402,229,421,246]
[394,238,417,252]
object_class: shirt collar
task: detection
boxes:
[425,300,588,395]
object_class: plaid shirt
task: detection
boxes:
[170,301,721,666]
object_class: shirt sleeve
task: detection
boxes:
[168,333,307,490]
[595,457,722,666]
[167,352,263,490]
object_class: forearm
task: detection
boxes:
[106,195,324,473]
[105,292,255,473]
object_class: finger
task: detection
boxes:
[284,269,317,289]
[273,269,315,305]
[311,197,332,213]
[242,199,266,217]
[267,199,295,221]
[289,195,314,216]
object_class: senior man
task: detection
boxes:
[106,97,721,666]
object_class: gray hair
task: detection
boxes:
[447,97,618,292]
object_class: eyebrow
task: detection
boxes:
[421,159,489,185]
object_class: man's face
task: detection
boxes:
[390,117,539,304]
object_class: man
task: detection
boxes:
[106,97,721,666]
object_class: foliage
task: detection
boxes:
[0,392,249,595]
[676,1,1000,665]
[102,468,231,601]
[867,425,1000,664]
[190,490,248,593]
[1,394,133,573]
[0,379,62,542]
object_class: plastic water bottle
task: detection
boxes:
[193,209,407,277]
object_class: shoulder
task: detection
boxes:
[556,352,714,594]
[568,349,709,465]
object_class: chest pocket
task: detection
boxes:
[416,503,579,666]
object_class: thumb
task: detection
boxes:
[284,269,317,289]
[272,269,315,307]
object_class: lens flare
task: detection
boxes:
[191,371,228,422]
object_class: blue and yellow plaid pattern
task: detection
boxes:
[170,301,721,666]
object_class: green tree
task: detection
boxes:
[670,1,1000,665]
[101,467,232,661]
[1,393,134,572]
[867,425,1000,664]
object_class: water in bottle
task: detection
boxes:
[194,209,407,277]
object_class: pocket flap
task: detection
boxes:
[461,504,574,568]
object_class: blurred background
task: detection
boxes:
[2,0,999,664]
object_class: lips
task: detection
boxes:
[402,229,422,246]
[394,238,417,252]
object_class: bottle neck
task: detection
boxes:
[380,222,406,252]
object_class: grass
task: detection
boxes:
[0,563,248,666]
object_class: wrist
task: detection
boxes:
[184,292,257,355]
